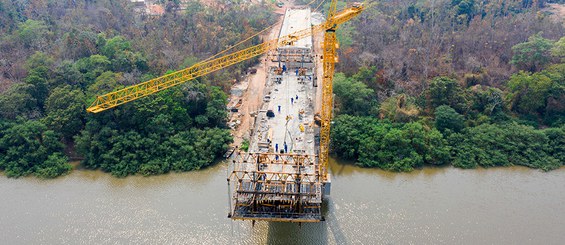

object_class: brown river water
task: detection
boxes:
[1,158,564,244]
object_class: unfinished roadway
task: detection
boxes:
[228,7,329,223]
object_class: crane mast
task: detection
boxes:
[319,0,340,181]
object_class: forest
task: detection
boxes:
[329,0,565,171]
[0,0,275,178]
[0,0,564,178]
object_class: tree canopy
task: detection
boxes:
[0,120,71,178]
[511,33,555,72]
[333,73,378,116]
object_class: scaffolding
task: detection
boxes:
[228,152,323,222]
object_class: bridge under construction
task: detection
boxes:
[87,0,362,223]
[227,7,329,223]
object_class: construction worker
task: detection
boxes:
[275,143,279,152]
[296,95,298,100]
[284,142,288,153]
[278,105,281,112]
[291,98,294,104]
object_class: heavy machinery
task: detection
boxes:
[87,0,363,222]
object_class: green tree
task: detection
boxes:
[204,86,229,126]
[358,122,450,171]
[551,36,565,62]
[75,123,117,170]
[87,71,122,98]
[100,36,131,59]
[24,70,49,109]
[34,153,72,179]
[16,19,52,49]
[511,33,554,72]
[427,77,466,112]
[330,115,377,160]
[25,52,54,71]
[336,22,355,49]
[466,85,504,116]
[452,0,477,24]
[23,52,53,109]
[0,84,38,120]
[333,73,377,116]
[507,71,552,115]
[44,86,86,139]
[541,64,565,124]
[75,124,232,177]
[544,127,565,164]
[53,60,83,88]
[0,120,69,178]
[435,105,465,133]
[100,36,148,72]
[76,82,232,177]
[352,66,379,90]
[75,55,111,85]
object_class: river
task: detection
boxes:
[1,159,564,244]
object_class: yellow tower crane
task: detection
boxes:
[86,1,364,180]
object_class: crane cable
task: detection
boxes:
[201,21,280,63]
[201,0,325,63]
[313,0,325,12]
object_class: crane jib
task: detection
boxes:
[86,5,363,113]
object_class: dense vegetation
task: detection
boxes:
[322,0,565,172]
[0,0,276,178]
[1,0,564,177]
[332,114,565,172]
[0,120,71,178]
[332,115,450,172]
[331,33,565,171]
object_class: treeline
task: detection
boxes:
[0,0,275,178]
[330,32,565,171]
[332,115,565,172]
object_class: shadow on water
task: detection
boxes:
[263,198,348,244]
[324,198,348,244]
[266,221,328,245]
